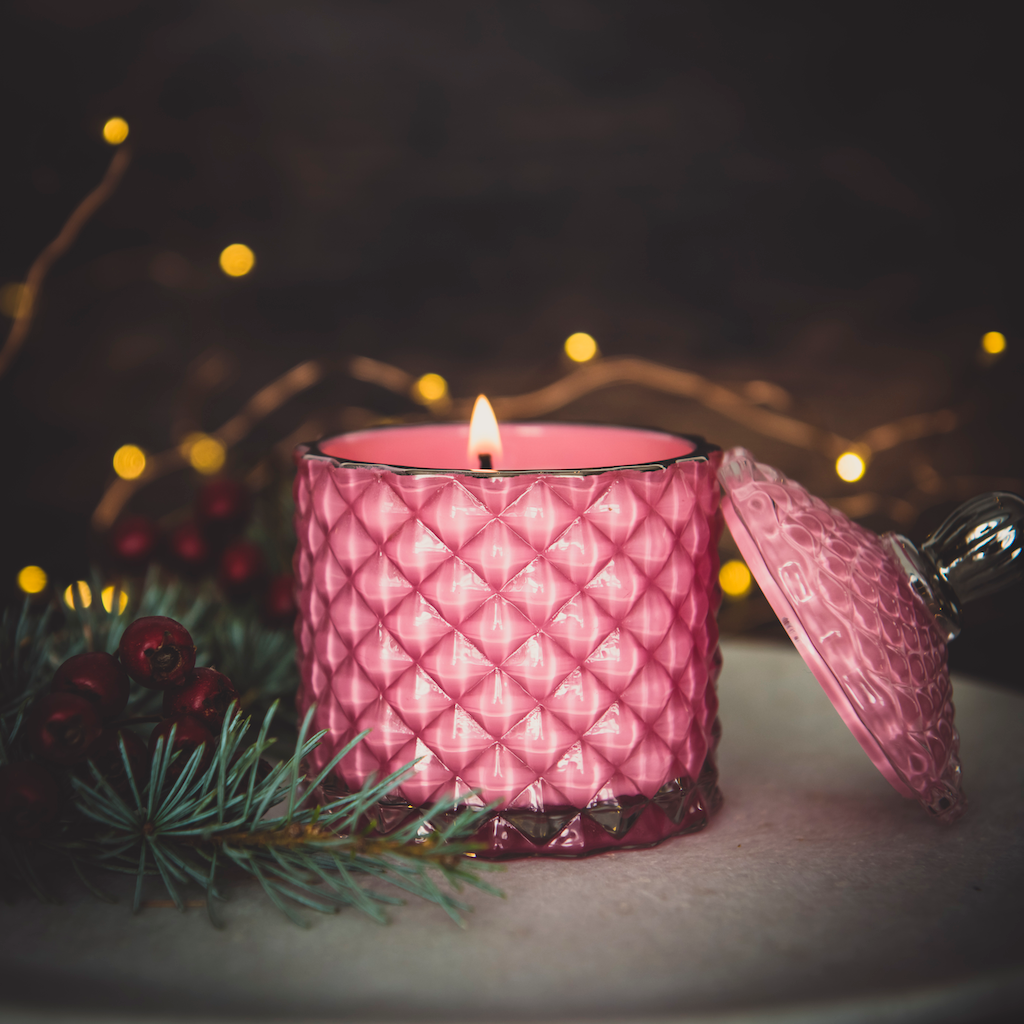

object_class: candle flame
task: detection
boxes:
[468,394,503,469]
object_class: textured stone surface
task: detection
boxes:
[2,641,1023,1023]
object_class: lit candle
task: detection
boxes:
[294,412,723,856]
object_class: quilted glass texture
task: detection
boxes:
[720,448,964,822]
[294,450,724,855]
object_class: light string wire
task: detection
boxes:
[0,146,132,380]
[91,353,1009,532]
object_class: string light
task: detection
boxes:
[180,432,226,474]
[64,581,93,609]
[564,332,599,363]
[112,444,147,480]
[17,565,47,594]
[719,559,752,599]
[836,451,867,483]
[102,117,130,145]
[411,373,449,405]
[101,584,129,614]
[0,282,28,318]
[981,331,1007,356]
[219,244,255,277]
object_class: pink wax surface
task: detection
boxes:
[295,424,724,856]
[318,422,695,472]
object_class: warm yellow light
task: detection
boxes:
[101,584,129,614]
[468,394,503,469]
[17,565,48,594]
[412,373,449,404]
[219,243,255,277]
[0,282,29,318]
[982,331,1007,355]
[181,432,226,475]
[113,444,147,480]
[719,559,752,599]
[564,332,599,363]
[836,452,867,483]
[64,581,93,610]
[102,117,130,145]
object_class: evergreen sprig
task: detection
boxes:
[0,583,503,927]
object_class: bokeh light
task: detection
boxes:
[412,373,449,405]
[0,282,28,318]
[836,451,867,483]
[564,332,599,363]
[113,444,147,480]
[180,432,227,474]
[719,559,752,599]
[17,565,47,594]
[102,117,130,145]
[982,331,1007,355]
[101,585,129,614]
[219,244,255,277]
[64,581,93,609]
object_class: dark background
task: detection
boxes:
[1,0,1022,682]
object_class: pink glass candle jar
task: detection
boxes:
[294,423,724,857]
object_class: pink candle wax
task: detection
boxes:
[294,423,724,856]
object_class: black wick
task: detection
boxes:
[478,454,493,470]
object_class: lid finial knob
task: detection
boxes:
[886,492,1024,640]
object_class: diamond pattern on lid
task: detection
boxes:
[501,480,580,543]
[416,479,493,548]
[352,625,414,687]
[719,446,963,820]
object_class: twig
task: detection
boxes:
[0,146,132,380]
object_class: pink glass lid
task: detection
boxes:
[719,448,965,822]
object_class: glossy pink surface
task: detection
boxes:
[720,448,964,821]
[294,425,724,855]
[320,422,696,471]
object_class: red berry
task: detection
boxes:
[109,515,160,569]
[25,693,104,765]
[218,541,266,598]
[0,762,62,839]
[148,715,215,782]
[117,616,196,689]
[168,521,212,574]
[196,478,250,537]
[262,573,296,626]
[51,651,130,721]
[163,668,239,733]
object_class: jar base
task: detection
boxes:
[322,755,723,860]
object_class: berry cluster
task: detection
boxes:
[108,478,295,626]
[0,616,239,841]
